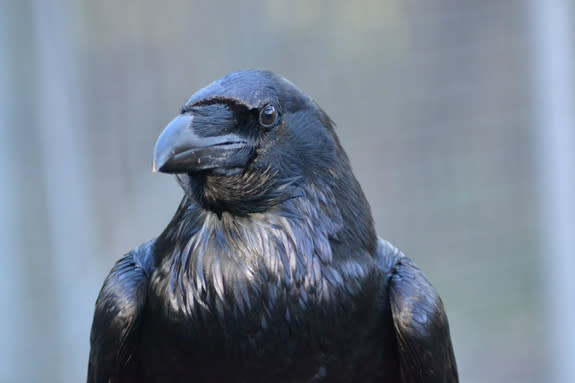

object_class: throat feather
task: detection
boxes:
[157,185,368,321]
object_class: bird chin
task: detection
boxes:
[192,167,244,177]
[210,167,244,177]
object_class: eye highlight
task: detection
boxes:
[259,104,278,128]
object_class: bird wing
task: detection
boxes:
[375,239,459,383]
[87,241,154,383]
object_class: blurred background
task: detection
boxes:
[1,0,574,382]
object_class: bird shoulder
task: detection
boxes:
[88,240,155,383]
[375,238,458,383]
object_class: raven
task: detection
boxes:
[88,70,458,383]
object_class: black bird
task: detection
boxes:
[88,70,458,383]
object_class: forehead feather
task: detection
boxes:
[185,70,309,111]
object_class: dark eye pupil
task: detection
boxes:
[260,105,277,127]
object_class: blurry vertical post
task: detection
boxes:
[530,0,575,382]
[32,0,100,382]
[0,6,29,382]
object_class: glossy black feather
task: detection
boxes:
[377,240,459,382]
[88,241,154,383]
[88,70,458,382]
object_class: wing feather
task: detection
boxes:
[87,241,154,383]
[376,239,458,383]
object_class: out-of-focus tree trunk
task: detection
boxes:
[30,0,101,381]
[530,1,575,382]
[0,1,64,381]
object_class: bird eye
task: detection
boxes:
[259,104,278,128]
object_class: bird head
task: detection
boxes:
[153,70,355,216]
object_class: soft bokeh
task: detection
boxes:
[1,1,573,382]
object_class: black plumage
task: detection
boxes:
[88,70,458,383]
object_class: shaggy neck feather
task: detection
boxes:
[153,182,371,324]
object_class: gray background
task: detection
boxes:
[1,1,574,382]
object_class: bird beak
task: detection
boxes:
[152,114,252,174]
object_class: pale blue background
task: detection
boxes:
[1,1,574,382]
